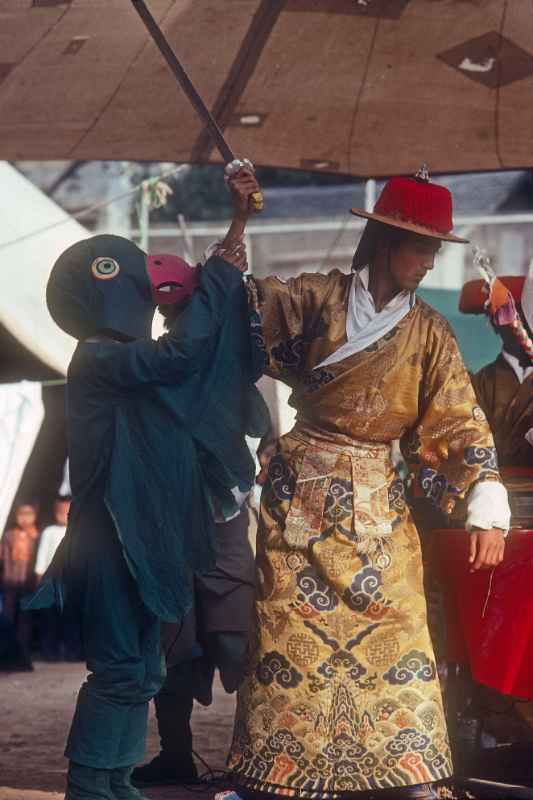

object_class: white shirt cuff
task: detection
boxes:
[465,480,511,534]
[525,428,533,448]
[201,241,220,265]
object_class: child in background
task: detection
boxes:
[36,496,82,661]
[35,496,70,583]
[0,501,40,669]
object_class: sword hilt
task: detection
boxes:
[225,159,264,215]
[250,191,264,214]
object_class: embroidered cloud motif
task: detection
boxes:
[383,650,436,686]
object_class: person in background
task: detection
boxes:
[35,496,71,584]
[133,177,268,789]
[132,293,256,787]
[35,495,82,661]
[0,501,40,670]
[460,266,533,467]
[255,437,278,488]
[452,263,533,776]
[132,503,256,787]
[0,611,31,671]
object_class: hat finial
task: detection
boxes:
[414,163,430,183]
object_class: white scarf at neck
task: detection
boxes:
[315,267,414,369]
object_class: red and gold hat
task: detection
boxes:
[459,276,525,314]
[351,165,468,244]
[461,253,533,362]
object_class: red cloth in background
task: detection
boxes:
[433,529,533,699]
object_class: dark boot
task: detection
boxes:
[131,753,198,787]
[131,662,198,787]
[109,766,154,800]
[65,762,114,800]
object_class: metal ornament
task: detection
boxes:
[224,158,255,179]
[414,163,430,182]
[223,158,264,211]
[474,247,533,363]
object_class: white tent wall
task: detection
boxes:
[0,162,87,376]
[0,381,45,538]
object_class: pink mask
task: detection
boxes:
[146,254,199,305]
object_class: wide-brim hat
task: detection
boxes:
[459,276,525,314]
[351,166,468,251]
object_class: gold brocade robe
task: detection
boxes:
[472,354,533,468]
[229,271,500,796]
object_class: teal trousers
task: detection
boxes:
[64,503,165,769]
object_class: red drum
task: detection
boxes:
[433,528,533,699]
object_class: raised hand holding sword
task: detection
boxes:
[130,0,263,216]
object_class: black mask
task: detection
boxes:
[46,235,155,341]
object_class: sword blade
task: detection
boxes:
[130,0,235,163]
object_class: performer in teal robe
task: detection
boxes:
[27,232,269,800]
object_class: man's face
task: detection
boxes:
[55,500,70,526]
[16,505,36,529]
[387,234,441,292]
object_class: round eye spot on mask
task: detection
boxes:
[91,257,121,280]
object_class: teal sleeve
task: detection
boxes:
[92,257,244,389]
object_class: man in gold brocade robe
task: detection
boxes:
[224,168,511,800]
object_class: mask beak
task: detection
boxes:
[146,254,199,305]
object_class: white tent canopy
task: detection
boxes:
[0,162,87,375]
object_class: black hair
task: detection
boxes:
[352,221,416,270]
[13,499,39,512]
[6,499,39,531]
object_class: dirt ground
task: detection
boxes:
[3,662,533,800]
[0,662,235,800]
